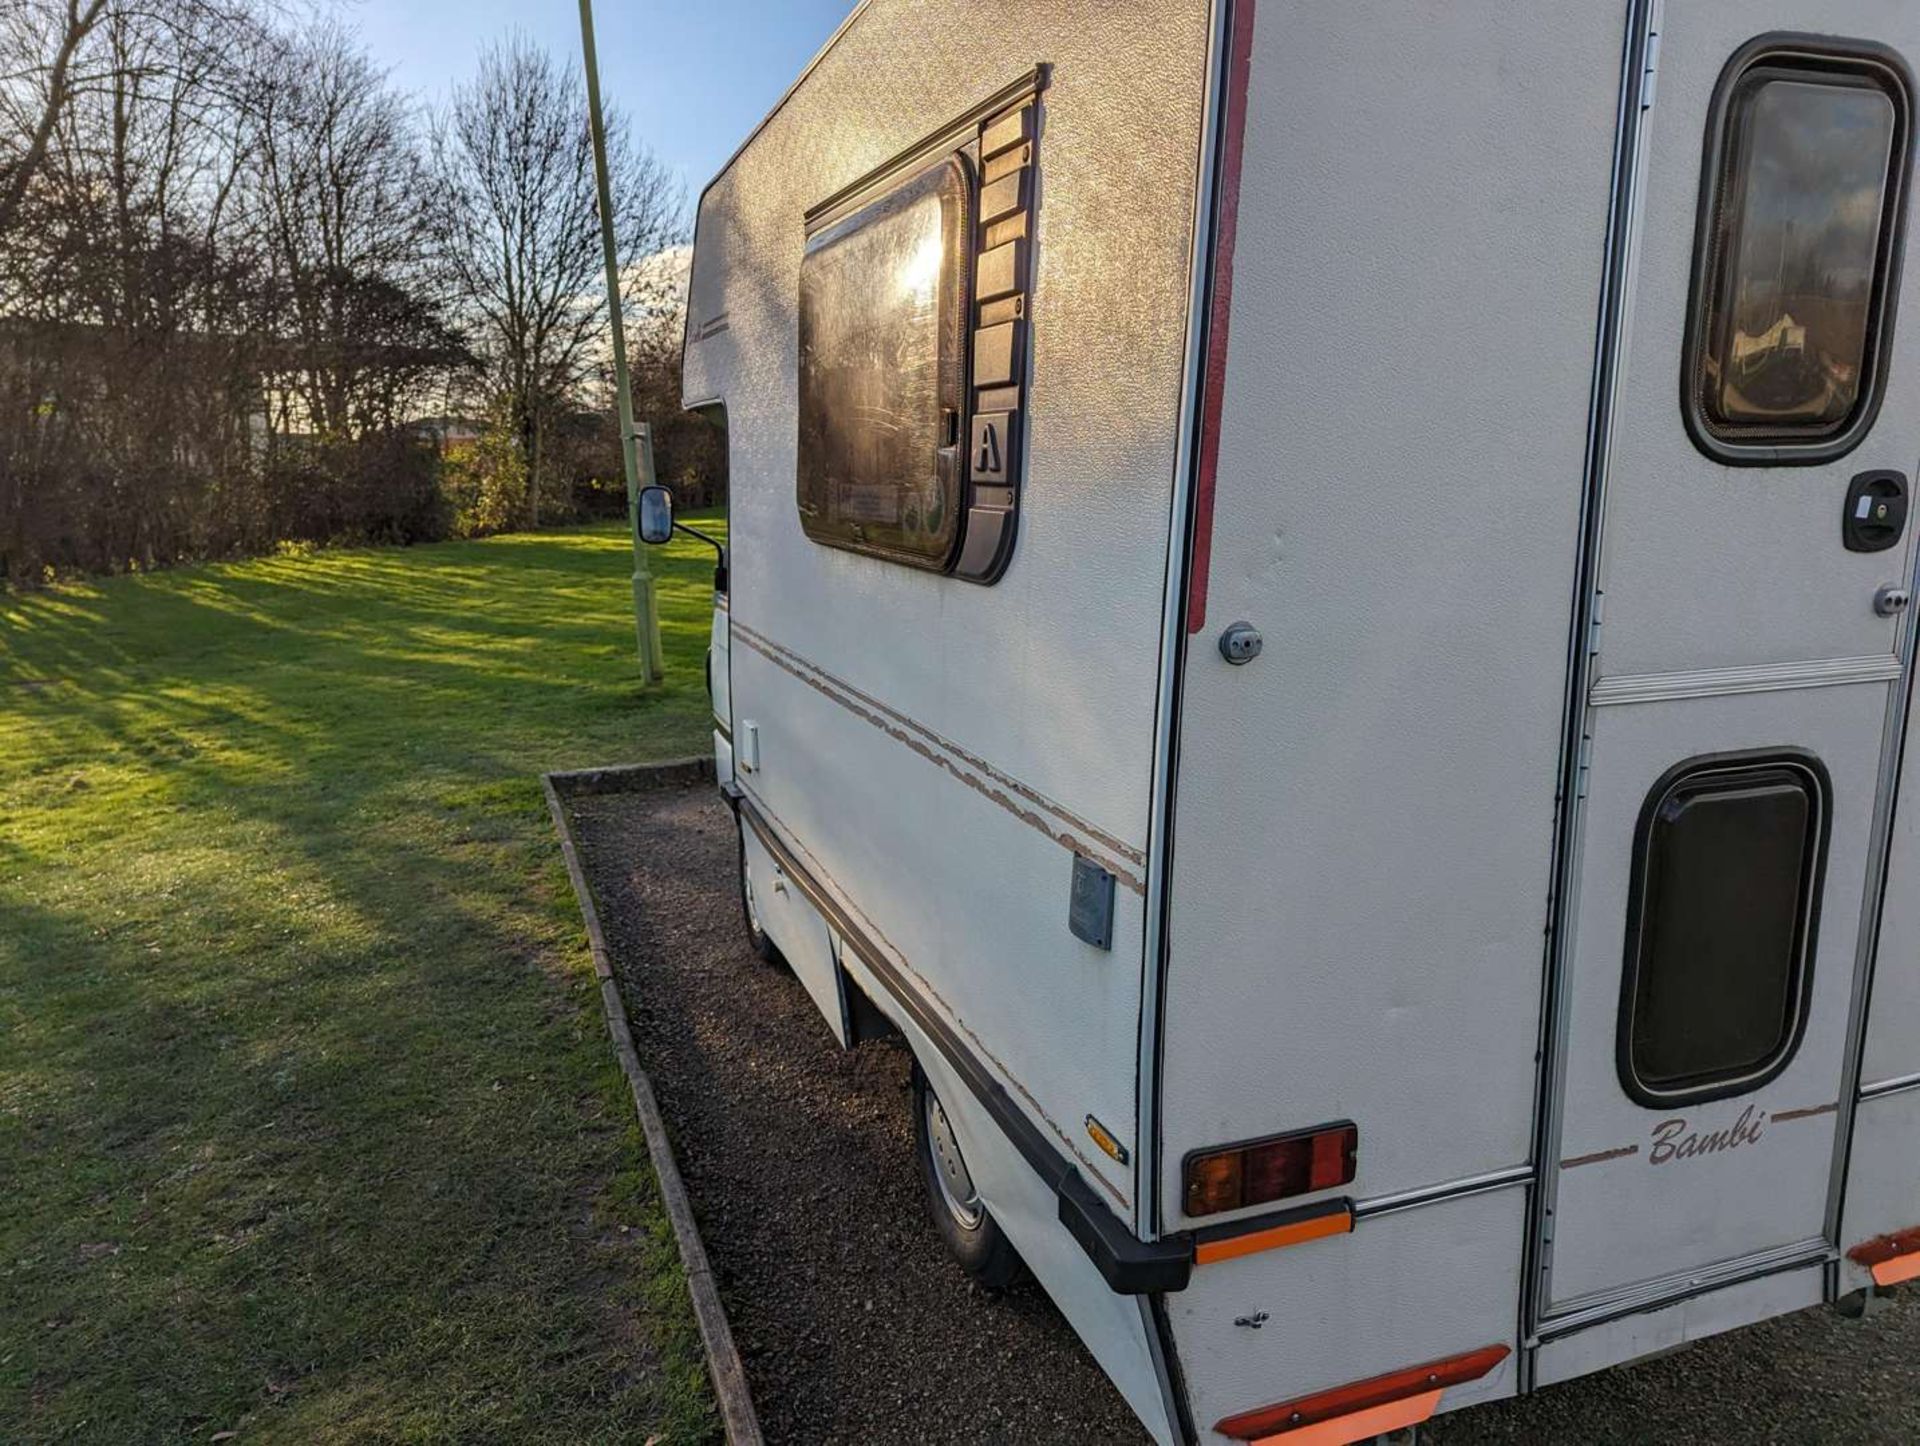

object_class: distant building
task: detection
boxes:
[405,415,485,451]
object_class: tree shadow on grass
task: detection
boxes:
[0,525,726,1441]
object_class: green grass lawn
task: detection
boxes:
[0,519,726,1443]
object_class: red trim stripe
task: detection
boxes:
[1185,0,1258,635]
[1848,1223,1920,1270]
[1850,1225,1920,1287]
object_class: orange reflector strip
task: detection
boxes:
[1084,1113,1129,1165]
[1195,1206,1352,1265]
[1872,1253,1920,1287]
[1251,1389,1441,1446]
[1848,1224,1920,1286]
[1215,1343,1510,1442]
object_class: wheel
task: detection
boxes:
[736,821,784,967]
[912,1060,1026,1289]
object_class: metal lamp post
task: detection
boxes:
[579,0,666,684]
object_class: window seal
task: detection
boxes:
[1615,749,1832,1110]
[1679,34,1916,468]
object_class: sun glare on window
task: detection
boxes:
[898,229,946,304]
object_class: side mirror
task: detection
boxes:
[637,485,674,545]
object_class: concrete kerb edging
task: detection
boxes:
[540,757,762,1446]
[548,758,717,797]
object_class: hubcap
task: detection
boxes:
[924,1084,984,1229]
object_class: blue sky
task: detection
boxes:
[349,1,855,198]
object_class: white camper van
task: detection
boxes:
[647,1,1920,1440]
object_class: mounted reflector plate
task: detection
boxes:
[1069,854,1115,950]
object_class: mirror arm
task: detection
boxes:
[674,521,726,561]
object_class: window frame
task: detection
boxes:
[793,67,1044,585]
[1680,35,1916,467]
[795,153,974,571]
[1615,749,1832,1111]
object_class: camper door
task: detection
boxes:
[1537,8,1920,1329]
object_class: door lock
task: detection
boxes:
[1875,585,1911,618]
[1218,622,1263,665]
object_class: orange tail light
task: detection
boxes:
[1184,1122,1356,1218]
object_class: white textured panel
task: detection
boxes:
[1591,0,1920,678]
[707,600,731,728]
[683,0,1207,844]
[1162,0,1625,1219]
[1168,1189,1524,1441]
[741,825,848,1046]
[1543,0,1920,1323]
[1533,1266,1824,1389]
[1864,666,1920,1082]
[681,0,1212,1229]
[1841,1087,1920,1289]
[1547,686,1884,1307]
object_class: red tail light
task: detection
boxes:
[1184,1122,1357,1218]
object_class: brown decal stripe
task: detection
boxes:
[747,789,1131,1211]
[1561,1143,1640,1169]
[1772,1102,1838,1123]
[734,620,1145,867]
[732,624,1147,893]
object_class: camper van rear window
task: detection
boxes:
[1684,41,1912,463]
[797,157,970,568]
[1618,754,1829,1108]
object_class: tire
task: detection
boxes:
[912,1060,1026,1289]
[736,820,784,967]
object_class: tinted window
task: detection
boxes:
[1688,49,1910,459]
[1619,756,1828,1106]
[797,157,969,568]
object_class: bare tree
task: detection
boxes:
[1,1,259,269]
[2,9,702,583]
[246,23,459,443]
[2,5,465,583]
[0,1,110,247]
[434,33,680,527]
[43,0,260,326]
[3,0,273,573]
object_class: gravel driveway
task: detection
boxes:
[568,786,1920,1445]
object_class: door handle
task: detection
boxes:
[1875,586,1911,618]
[1846,471,1909,553]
